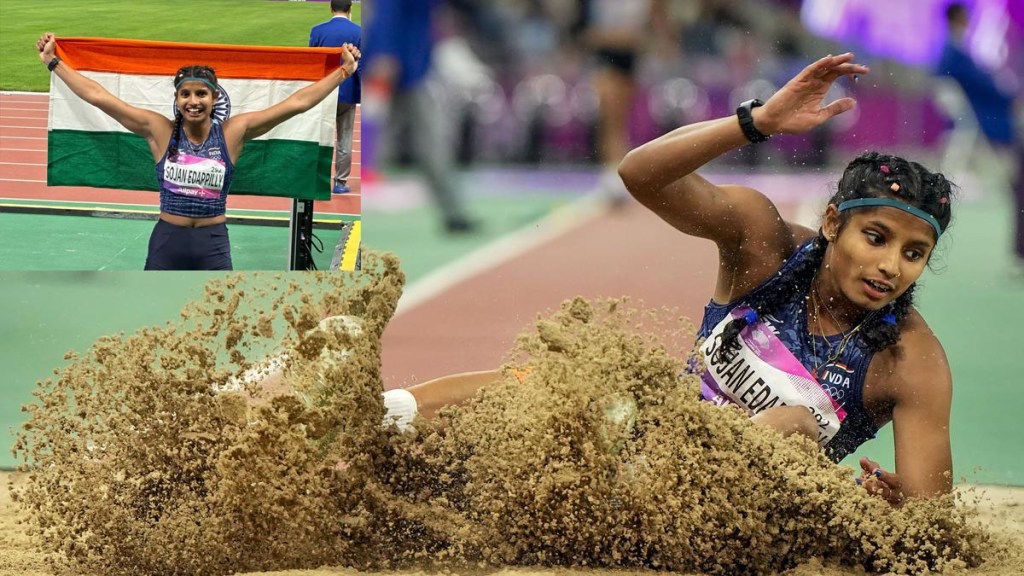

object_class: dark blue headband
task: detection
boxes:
[837,198,943,238]
[175,77,218,92]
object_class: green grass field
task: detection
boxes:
[0,0,361,91]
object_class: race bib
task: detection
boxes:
[163,154,226,200]
[699,306,846,446]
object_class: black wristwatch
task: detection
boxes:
[47,56,61,72]
[736,99,770,143]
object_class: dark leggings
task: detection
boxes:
[144,219,233,271]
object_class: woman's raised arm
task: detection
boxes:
[223,43,360,153]
[38,33,171,160]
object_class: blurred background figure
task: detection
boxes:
[935,1,1023,271]
[309,0,362,196]
[363,0,480,234]
[571,0,672,205]
[359,0,1023,260]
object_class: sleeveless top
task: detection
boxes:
[156,121,234,218]
[695,239,879,461]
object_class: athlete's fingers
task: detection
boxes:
[830,62,869,76]
[802,53,849,79]
[859,456,881,476]
[803,53,868,84]
[821,97,857,119]
[875,467,902,491]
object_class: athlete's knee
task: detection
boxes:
[751,406,818,441]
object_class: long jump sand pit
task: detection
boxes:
[3,257,1022,575]
[3,476,1023,575]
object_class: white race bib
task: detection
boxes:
[699,307,846,446]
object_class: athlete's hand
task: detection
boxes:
[36,33,56,64]
[756,52,868,136]
[340,43,361,77]
[857,456,905,507]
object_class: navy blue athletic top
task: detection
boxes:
[156,121,234,218]
[696,239,879,461]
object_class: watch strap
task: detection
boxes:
[736,99,770,143]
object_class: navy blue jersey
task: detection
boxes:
[696,239,879,461]
[156,121,234,218]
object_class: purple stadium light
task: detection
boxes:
[801,0,1020,69]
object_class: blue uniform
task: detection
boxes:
[146,121,235,270]
[309,15,361,105]
[696,240,878,461]
[936,40,1016,146]
[364,0,434,90]
[156,121,234,219]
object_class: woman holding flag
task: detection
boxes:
[36,33,360,270]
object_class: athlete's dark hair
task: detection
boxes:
[169,65,219,159]
[712,151,956,364]
[331,0,353,13]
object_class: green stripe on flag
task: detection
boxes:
[48,130,332,201]
[232,139,333,202]
[48,130,155,191]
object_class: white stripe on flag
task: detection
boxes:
[49,72,336,145]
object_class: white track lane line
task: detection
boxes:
[395,195,610,318]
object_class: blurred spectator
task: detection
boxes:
[364,0,478,234]
[309,0,361,195]
[936,2,1023,268]
[572,0,671,204]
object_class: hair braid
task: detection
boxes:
[712,236,825,364]
[168,110,184,159]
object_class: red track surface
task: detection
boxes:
[0,92,360,215]
[380,202,728,389]
[3,95,796,397]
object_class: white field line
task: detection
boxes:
[394,196,609,318]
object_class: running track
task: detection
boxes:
[2,92,801,394]
[380,197,807,390]
[0,92,360,216]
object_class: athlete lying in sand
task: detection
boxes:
[378,53,956,509]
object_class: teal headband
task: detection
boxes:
[837,198,943,238]
[175,77,218,92]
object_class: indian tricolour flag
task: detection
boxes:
[48,37,344,201]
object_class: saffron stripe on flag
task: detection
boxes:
[55,37,342,80]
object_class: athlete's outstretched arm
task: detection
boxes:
[859,323,953,505]
[619,54,866,240]
[225,43,360,148]
[37,33,171,159]
[618,53,867,301]
[404,370,504,420]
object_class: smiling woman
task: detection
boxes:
[35,32,360,270]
